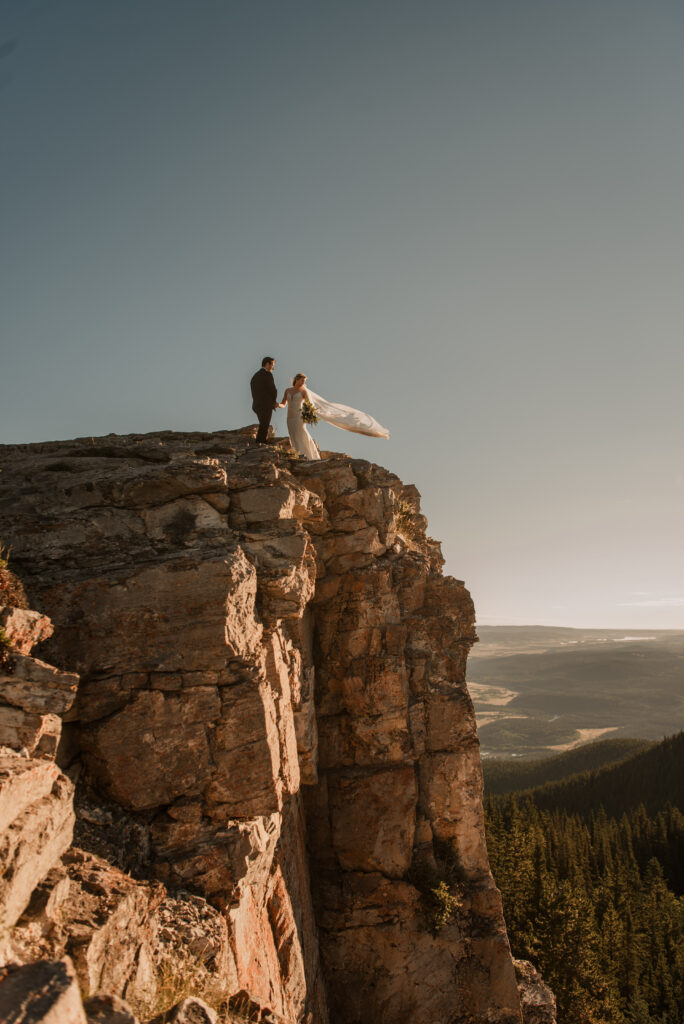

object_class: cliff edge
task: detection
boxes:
[0,428,523,1024]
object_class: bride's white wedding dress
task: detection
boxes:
[286,391,321,460]
[286,388,389,459]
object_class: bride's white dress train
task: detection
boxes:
[286,389,389,459]
[307,390,390,439]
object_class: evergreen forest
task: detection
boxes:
[484,733,684,1024]
[482,738,653,796]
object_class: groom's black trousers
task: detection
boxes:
[254,405,273,444]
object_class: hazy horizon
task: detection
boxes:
[474,621,683,631]
[2,1,683,629]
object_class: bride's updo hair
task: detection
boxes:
[292,373,307,386]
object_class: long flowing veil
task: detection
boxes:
[307,389,390,439]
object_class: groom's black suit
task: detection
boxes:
[250,367,278,443]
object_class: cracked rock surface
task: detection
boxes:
[0,428,523,1024]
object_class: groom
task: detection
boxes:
[250,356,278,444]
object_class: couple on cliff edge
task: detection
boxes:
[250,356,389,461]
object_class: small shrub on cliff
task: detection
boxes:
[222,991,262,1022]
[395,499,418,540]
[164,507,197,546]
[430,880,462,933]
[0,627,14,671]
[408,857,465,936]
[0,544,29,609]
[127,944,220,1021]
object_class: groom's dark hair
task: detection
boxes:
[261,356,275,367]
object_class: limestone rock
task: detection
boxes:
[514,960,558,1024]
[0,645,78,759]
[0,957,87,1024]
[0,607,53,655]
[80,688,220,811]
[0,753,66,833]
[227,988,290,1023]
[136,889,236,1016]
[3,847,159,997]
[0,759,74,931]
[0,429,522,1024]
[58,849,161,1000]
[18,864,71,929]
[328,766,417,876]
[7,849,236,1021]
[0,707,62,758]
[0,653,79,715]
[83,993,139,1024]
[150,996,217,1024]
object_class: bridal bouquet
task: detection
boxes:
[301,400,319,425]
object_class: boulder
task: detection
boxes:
[83,993,139,1024]
[0,708,63,758]
[0,607,53,655]
[0,768,74,931]
[0,653,79,715]
[60,849,163,1001]
[0,753,66,833]
[514,960,558,1024]
[0,957,87,1024]
[150,997,216,1024]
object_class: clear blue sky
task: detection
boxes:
[2,1,683,628]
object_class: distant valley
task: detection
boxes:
[468,625,684,759]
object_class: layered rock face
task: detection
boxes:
[0,429,522,1024]
[0,588,236,1022]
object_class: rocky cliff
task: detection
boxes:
[0,428,526,1024]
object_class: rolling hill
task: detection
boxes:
[513,730,684,817]
[482,736,653,795]
[468,626,684,758]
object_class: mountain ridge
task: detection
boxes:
[510,730,684,817]
[483,736,654,795]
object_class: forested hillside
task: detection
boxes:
[485,733,684,1024]
[519,732,684,817]
[483,737,652,795]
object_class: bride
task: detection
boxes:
[281,373,389,460]
[281,374,320,460]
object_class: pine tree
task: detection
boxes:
[485,783,684,1023]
